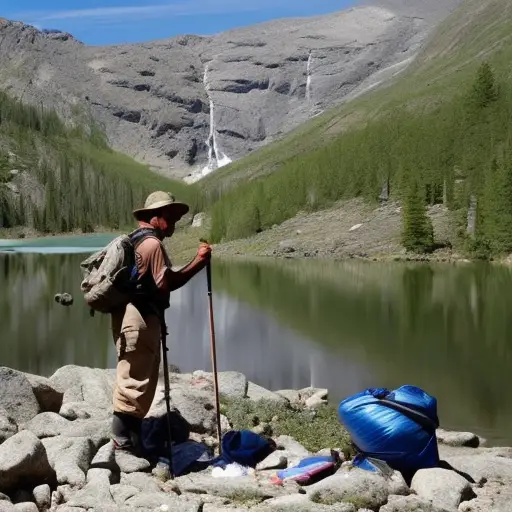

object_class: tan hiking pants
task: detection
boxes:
[111,304,161,418]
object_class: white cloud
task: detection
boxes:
[16,0,284,24]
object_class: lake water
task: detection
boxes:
[1,235,512,447]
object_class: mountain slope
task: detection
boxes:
[0,1,461,182]
[203,0,512,256]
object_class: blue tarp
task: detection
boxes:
[338,385,440,474]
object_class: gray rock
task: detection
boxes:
[0,368,40,424]
[443,455,512,485]
[109,483,139,506]
[59,402,110,421]
[0,431,55,493]
[275,390,301,405]
[23,374,63,413]
[66,468,116,509]
[124,492,200,511]
[59,418,112,450]
[305,393,328,409]
[306,467,405,510]
[192,371,248,399]
[411,468,475,511]
[458,478,512,512]
[0,494,10,502]
[380,494,447,512]
[114,450,150,473]
[0,503,14,512]
[32,484,51,511]
[437,429,481,448]
[299,387,328,403]
[275,436,310,460]
[22,412,70,438]
[12,504,37,512]
[49,366,113,410]
[202,505,249,512]
[247,383,289,404]
[167,387,217,434]
[256,452,288,471]
[0,408,17,445]
[42,436,93,487]
[90,441,117,472]
[120,472,162,493]
[173,473,298,500]
[254,494,356,511]
[53,507,87,512]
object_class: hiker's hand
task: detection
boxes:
[197,242,212,261]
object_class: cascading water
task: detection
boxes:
[186,66,232,183]
[306,51,313,102]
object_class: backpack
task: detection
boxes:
[79,228,157,314]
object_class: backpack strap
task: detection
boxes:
[129,227,160,249]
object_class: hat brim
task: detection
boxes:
[132,201,190,221]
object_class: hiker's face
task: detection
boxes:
[156,209,178,238]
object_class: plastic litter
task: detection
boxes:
[211,462,253,478]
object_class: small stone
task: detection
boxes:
[437,429,480,448]
[32,485,51,511]
[247,382,289,404]
[256,451,288,471]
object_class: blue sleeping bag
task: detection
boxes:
[338,385,440,474]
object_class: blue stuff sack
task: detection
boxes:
[212,429,276,468]
[338,385,440,475]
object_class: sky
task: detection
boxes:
[3,0,358,46]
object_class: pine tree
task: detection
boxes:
[401,179,435,253]
[470,62,499,109]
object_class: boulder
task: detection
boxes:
[12,504,37,512]
[49,366,113,409]
[90,441,117,472]
[306,467,407,510]
[66,469,116,509]
[59,418,112,450]
[24,373,63,413]
[114,450,151,474]
[22,412,70,438]
[32,484,51,511]
[298,387,328,403]
[443,455,512,485]
[275,435,310,462]
[437,429,481,448]
[253,494,356,511]
[0,408,17,444]
[191,371,248,400]
[42,436,94,487]
[59,402,110,421]
[0,368,40,424]
[0,431,55,493]
[275,390,301,405]
[109,483,139,506]
[247,383,288,405]
[124,492,200,511]
[411,468,475,511]
[168,387,217,434]
[380,494,448,512]
[120,472,162,494]
[256,452,288,471]
[0,503,14,512]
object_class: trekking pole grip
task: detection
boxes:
[200,238,213,294]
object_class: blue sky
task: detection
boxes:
[4,0,358,46]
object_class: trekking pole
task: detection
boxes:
[160,320,175,479]
[200,239,222,454]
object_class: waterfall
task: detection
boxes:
[306,51,313,102]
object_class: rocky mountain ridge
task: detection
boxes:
[0,0,463,183]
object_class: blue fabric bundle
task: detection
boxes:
[212,429,276,468]
[338,385,440,474]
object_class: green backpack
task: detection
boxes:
[79,228,156,314]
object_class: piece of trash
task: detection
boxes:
[54,293,74,306]
[212,462,252,478]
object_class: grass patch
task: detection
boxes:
[220,397,352,455]
[310,491,375,509]
[224,489,266,506]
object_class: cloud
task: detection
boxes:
[17,0,284,24]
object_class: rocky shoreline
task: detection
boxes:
[1,365,512,512]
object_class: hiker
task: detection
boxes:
[111,190,211,456]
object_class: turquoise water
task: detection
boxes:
[0,234,117,253]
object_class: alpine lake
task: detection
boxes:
[1,234,512,447]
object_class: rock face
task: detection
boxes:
[0,0,463,181]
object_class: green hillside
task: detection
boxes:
[204,0,512,258]
[0,91,200,235]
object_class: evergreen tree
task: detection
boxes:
[470,62,499,109]
[401,179,435,253]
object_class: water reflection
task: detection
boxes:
[2,247,512,446]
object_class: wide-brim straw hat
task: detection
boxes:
[133,191,190,220]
